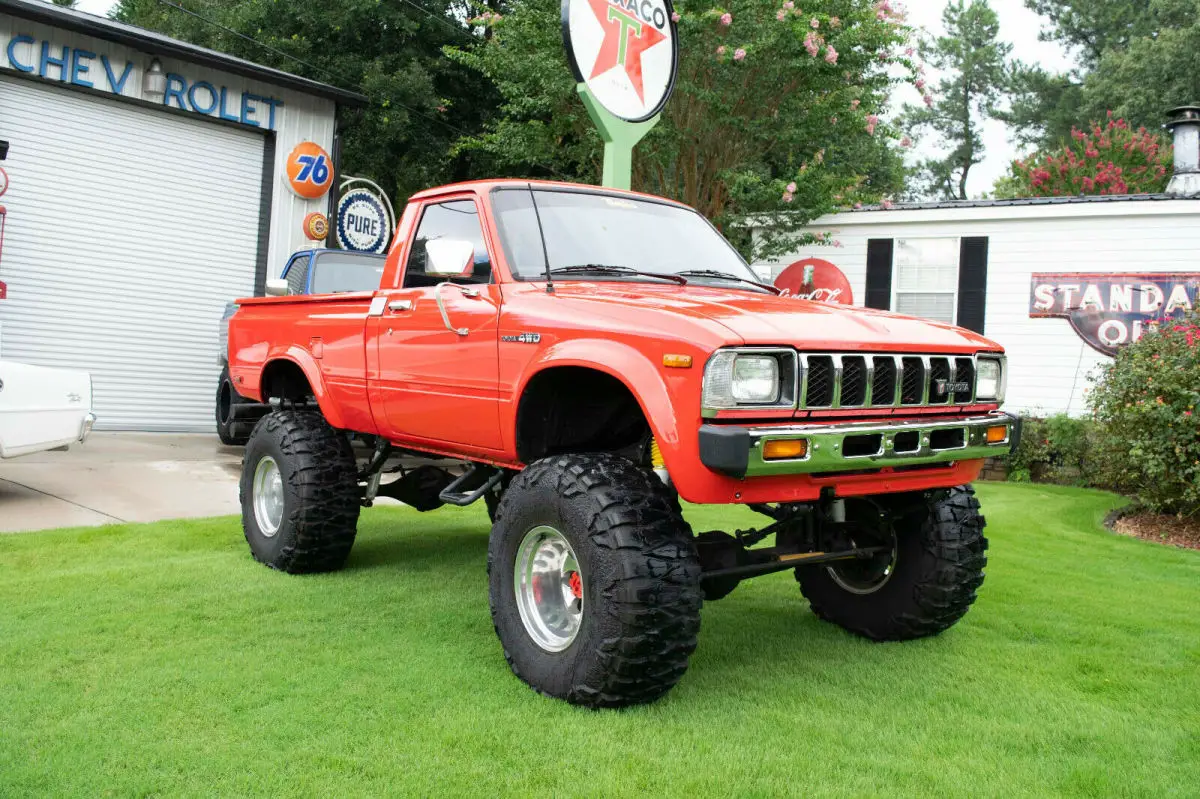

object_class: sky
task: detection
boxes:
[71,0,1075,198]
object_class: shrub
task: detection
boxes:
[996,114,1172,198]
[1088,312,1200,515]
[1005,413,1099,486]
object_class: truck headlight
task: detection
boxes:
[975,356,1006,402]
[702,348,797,413]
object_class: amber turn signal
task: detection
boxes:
[762,439,808,460]
[662,354,693,368]
[986,425,1008,444]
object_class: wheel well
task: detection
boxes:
[515,367,650,464]
[260,360,314,402]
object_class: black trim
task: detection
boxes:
[956,237,988,334]
[864,239,893,310]
[253,135,276,297]
[1,0,366,106]
[560,0,678,123]
[699,424,750,479]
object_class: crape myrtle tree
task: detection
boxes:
[113,0,506,203]
[900,0,1010,201]
[448,0,919,260]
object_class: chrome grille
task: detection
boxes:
[797,353,983,411]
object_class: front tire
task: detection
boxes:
[240,411,361,573]
[796,486,988,641]
[488,454,702,708]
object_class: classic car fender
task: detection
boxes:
[258,346,349,430]
[514,337,687,468]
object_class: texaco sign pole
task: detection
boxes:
[563,0,679,190]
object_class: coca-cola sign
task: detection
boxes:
[774,258,854,305]
[1029,272,1200,355]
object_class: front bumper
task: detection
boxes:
[700,412,1019,479]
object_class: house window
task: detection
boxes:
[892,237,959,324]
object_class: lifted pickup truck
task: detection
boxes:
[227,180,1017,708]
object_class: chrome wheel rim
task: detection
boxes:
[827,533,898,595]
[514,525,584,652]
[252,456,285,537]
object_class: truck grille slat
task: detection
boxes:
[790,353,988,411]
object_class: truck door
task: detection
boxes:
[370,197,503,452]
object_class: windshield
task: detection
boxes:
[490,188,760,286]
[310,252,386,294]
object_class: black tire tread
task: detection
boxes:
[798,486,988,641]
[240,411,360,574]
[490,454,702,708]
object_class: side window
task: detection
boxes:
[283,254,312,295]
[403,200,492,288]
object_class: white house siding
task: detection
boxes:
[0,17,337,277]
[752,199,1200,416]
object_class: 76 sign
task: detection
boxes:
[285,142,334,200]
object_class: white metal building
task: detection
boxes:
[752,111,1200,417]
[0,0,363,430]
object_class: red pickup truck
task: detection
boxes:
[227,179,1017,708]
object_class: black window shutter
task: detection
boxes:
[864,239,894,310]
[957,237,989,333]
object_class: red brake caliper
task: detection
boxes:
[567,571,583,600]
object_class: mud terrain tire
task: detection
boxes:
[488,454,702,708]
[240,411,360,574]
[796,486,987,641]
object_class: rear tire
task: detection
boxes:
[488,454,702,708]
[216,366,250,446]
[240,410,361,574]
[796,486,987,641]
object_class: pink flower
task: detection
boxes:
[830,116,838,124]
[850,99,860,110]
[804,32,819,57]
[786,182,797,193]
[923,94,933,107]
[734,47,746,61]
[914,78,925,90]
[720,12,732,25]
[782,191,794,203]
[905,47,914,56]
[776,9,786,20]
[716,45,726,56]
[881,199,895,209]
[900,135,912,148]
[830,16,840,27]
[866,123,876,135]
[783,0,794,7]
[824,45,838,64]
[810,17,819,28]
[671,11,680,21]
[854,202,863,209]
[833,240,843,247]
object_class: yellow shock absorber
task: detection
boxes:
[650,437,665,469]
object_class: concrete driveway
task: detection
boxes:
[0,433,243,533]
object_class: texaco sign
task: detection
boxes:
[562,0,679,122]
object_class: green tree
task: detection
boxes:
[112,0,504,203]
[900,0,1010,201]
[448,0,916,259]
[51,0,78,7]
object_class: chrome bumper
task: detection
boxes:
[699,412,1019,479]
[79,413,97,443]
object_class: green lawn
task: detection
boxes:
[2,484,1198,797]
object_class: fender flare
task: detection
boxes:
[259,346,347,430]
[513,339,683,468]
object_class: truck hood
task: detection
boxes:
[549,283,1001,352]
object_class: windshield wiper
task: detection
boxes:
[549,264,688,285]
[676,269,781,294]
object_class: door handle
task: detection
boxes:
[388,300,413,312]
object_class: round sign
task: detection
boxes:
[284,142,334,200]
[336,189,390,254]
[562,0,678,122]
[775,258,854,305]
[302,212,329,241]
[0,166,8,199]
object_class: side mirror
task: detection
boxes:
[265,278,289,297]
[424,239,475,277]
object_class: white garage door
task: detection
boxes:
[0,77,264,431]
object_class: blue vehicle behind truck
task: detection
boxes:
[216,249,386,444]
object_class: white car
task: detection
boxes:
[0,360,96,459]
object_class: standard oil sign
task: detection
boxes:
[1030,272,1200,354]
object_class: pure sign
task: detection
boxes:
[337,189,390,254]
[1029,272,1200,355]
[562,0,679,122]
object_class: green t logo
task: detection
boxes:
[606,5,644,67]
